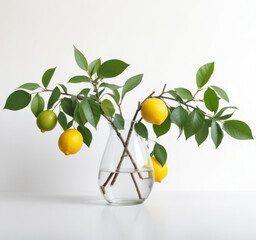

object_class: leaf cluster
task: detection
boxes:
[134,62,253,166]
[4,50,253,167]
[4,46,144,149]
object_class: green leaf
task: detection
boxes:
[99,82,122,91]
[113,90,121,104]
[42,67,56,88]
[204,87,219,113]
[101,99,115,117]
[61,98,74,117]
[177,128,184,139]
[74,46,88,71]
[58,84,67,94]
[134,122,148,139]
[184,109,205,139]
[78,88,90,97]
[31,94,45,117]
[80,99,101,128]
[153,112,171,138]
[89,58,101,76]
[168,106,175,113]
[71,96,78,109]
[210,85,229,102]
[196,62,214,88]
[214,106,238,119]
[47,87,61,110]
[89,94,97,101]
[108,90,120,105]
[78,104,87,125]
[68,75,90,83]
[216,113,234,121]
[18,83,41,91]
[171,106,188,129]
[77,125,93,147]
[67,120,73,129]
[174,88,193,100]
[197,108,207,115]
[74,101,86,126]
[98,88,105,97]
[167,90,183,102]
[4,90,31,110]
[211,121,223,148]
[121,74,143,99]
[223,120,253,140]
[205,119,212,127]
[195,122,209,146]
[153,143,167,167]
[97,59,129,78]
[58,111,68,130]
[113,114,124,130]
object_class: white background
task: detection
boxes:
[0,0,255,193]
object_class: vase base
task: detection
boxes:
[106,198,145,206]
[99,169,154,206]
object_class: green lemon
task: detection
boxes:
[37,110,57,133]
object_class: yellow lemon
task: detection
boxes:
[151,157,168,183]
[58,129,83,156]
[141,98,168,125]
[37,110,57,133]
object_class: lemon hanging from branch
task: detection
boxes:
[151,157,168,183]
[58,129,83,156]
[141,98,168,125]
[36,110,57,133]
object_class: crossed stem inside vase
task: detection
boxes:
[100,89,162,200]
[110,124,144,187]
[101,104,145,199]
[100,143,143,200]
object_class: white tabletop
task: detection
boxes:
[0,191,256,240]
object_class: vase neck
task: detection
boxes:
[108,119,138,141]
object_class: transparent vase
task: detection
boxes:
[98,120,154,205]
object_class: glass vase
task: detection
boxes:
[98,121,154,205]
